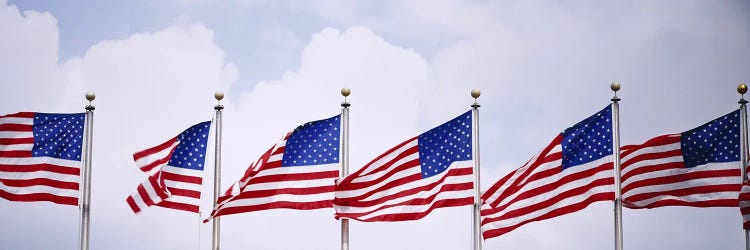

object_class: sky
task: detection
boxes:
[1,0,749,249]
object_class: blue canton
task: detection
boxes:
[282,115,341,167]
[418,111,472,179]
[680,110,740,168]
[168,121,211,170]
[561,106,613,170]
[32,113,85,161]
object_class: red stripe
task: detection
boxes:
[488,163,561,208]
[623,183,740,205]
[622,168,739,194]
[335,167,473,206]
[148,176,169,200]
[133,137,177,160]
[621,162,684,184]
[157,200,199,213]
[488,163,612,210]
[0,124,32,132]
[0,112,34,119]
[225,185,334,200]
[211,200,332,220]
[0,151,33,158]
[0,188,77,206]
[161,171,202,184]
[126,196,141,213]
[0,163,80,175]
[0,137,34,145]
[0,178,78,190]
[167,187,201,199]
[137,183,156,206]
[340,158,419,191]
[335,182,474,221]
[482,192,613,239]
[620,134,680,160]
[631,198,738,208]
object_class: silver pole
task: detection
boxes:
[737,84,749,250]
[470,89,482,250]
[610,82,623,250]
[80,92,95,250]
[340,88,351,250]
[213,92,224,250]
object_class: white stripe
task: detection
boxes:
[164,194,201,206]
[0,169,79,183]
[359,163,472,202]
[0,131,32,139]
[336,165,421,199]
[141,179,166,204]
[162,165,204,177]
[620,155,683,184]
[133,140,179,168]
[623,175,740,198]
[620,142,682,177]
[268,153,282,163]
[129,193,148,212]
[481,183,611,232]
[253,162,338,177]
[353,189,473,220]
[242,178,334,191]
[0,181,78,197]
[0,156,82,167]
[0,117,33,126]
[622,161,736,191]
[625,191,740,207]
[0,143,33,152]
[218,192,331,209]
[164,179,202,192]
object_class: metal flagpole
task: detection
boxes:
[80,92,95,250]
[213,91,224,250]
[610,82,623,250]
[340,88,351,250]
[737,84,749,250]
[470,89,482,250]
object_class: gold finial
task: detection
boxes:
[341,88,351,97]
[471,89,481,99]
[738,84,747,95]
[610,81,621,92]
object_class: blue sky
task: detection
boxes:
[2,0,750,249]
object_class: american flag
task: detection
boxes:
[0,112,85,206]
[207,115,340,220]
[480,106,614,239]
[333,111,474,222]
[621,110,742,208]
[126,121,211,214]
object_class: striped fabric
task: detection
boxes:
[0,112,85,206]
[126,121,211,214]
[334,111,474,222]
[481,106,615,239]
[207,115,340,220]
[621,110,742,208]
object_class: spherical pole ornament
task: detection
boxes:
[341,88,351,97]
[738,84,748,95]
[471,89,481,99]
[85,91,96,101]
[611,81,621,92]
[214,91,225,101]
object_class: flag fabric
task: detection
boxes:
[126,121,211,214]
[621,110,742,208]
[740,179,750,229]
[480,106,615,239]
[207,115,341,220]
[0,112,85,206]
[333,111,474,222]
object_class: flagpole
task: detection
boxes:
[470,89,482,250]
[737,84,749,250]
[79,92,95,250]
[213,91,224,250]
[340,88,351,250]
[610,82,623,250]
